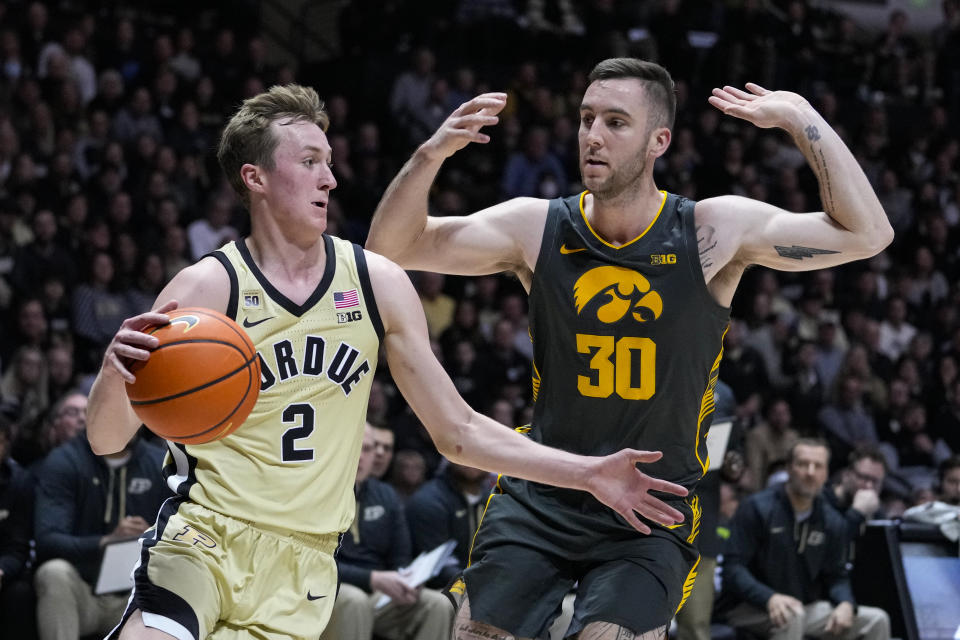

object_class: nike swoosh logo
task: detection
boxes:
[307,592,326,601]
[560,244,586,254]
[243,316,275,328]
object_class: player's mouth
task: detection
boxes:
[584,158,607,167]
[312,200,327,210]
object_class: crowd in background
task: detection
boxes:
[1,0,960,638]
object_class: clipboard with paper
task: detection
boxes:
[374,540,457,609]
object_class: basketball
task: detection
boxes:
[126,307,261,445]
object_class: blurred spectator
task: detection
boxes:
[0,345,48,437]
[389,449,428,502]
[938,455,960,505]
[390,47,436,150]
[406,460,493,588]
[0,416,36,640]
[826,445,888,541]
[720,319,769,425]
[720,439,890,640]
[112,87,161,144]
[501,126,566,199]
[33,431,167,640]
[370,423,396,481]
[478,318,531,406]
[413,271,456,340]
[818,375,879,472]
[187,194,238,261]
[889,401,951,471]
[321,425,453,640]
[438,299,485,362]
[10,388,85,470]
[71,251,133,370]
[933,377,960,454]
[744,398,799,491]
[877,296,916,362]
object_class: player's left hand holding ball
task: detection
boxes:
[103,300,179,383]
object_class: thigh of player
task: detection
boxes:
[570,535,699,638]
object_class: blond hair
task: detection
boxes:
[217,84,329,207]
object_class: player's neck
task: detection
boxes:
[246,225,327,293]
[585,182,664,247]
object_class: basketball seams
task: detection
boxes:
[128,307,260,445]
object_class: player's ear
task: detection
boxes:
[649,126,671,158]
[240,164,265,194]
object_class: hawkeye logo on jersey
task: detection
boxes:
[242,290,262,309]
[258,335,371,395]
[337,310,363,324]
[650,253,677,265]
[573,265,663,323]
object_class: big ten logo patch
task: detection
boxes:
[172,524,217,548]
[337,310,363,324]
[650,254,677,265]
[242,290,262,309]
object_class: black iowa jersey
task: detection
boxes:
[500,191,729,542]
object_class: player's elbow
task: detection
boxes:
[862,218,895,256]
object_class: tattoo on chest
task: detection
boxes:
[774,245,841,260]
[696,225,717,272]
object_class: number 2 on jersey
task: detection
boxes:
[576,334,656,400]
[281,403,315,462]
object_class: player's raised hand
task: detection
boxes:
[103,299,179,383]
[586,449,689,535]
[708,83,811,130]
[421,93,506,161]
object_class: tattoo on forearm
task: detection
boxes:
[774,245,841,260]
[456,623,514,640]
[804,123,836,216]
[580,622,665,640]
[696,225,716,271]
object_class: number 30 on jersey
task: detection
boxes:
[576,333,655,400]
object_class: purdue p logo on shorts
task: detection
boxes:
[172,524,217,549]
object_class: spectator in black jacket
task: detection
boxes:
[720,438,890,640]
[406,460,493,588]
[321,424,453,640]
[826,445,888,538]
[0,417,36,640]
[33,431,167,640]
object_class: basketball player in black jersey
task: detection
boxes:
[367,59,893,640]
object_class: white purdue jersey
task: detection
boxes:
[162,235,381,535]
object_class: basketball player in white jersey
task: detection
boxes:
[85,85,688,640]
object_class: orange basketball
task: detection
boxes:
[126,307,260,445]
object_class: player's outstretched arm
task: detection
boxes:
[367,94,542,279]
[87,258,230,454]
[702,84,893,274]
[367,251,687,534]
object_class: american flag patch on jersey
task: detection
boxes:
[334,289,359,309]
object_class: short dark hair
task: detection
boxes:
[940,455,960,485]
[587,58,676,130]
[849,445,887,472]
[789,437,831,463]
